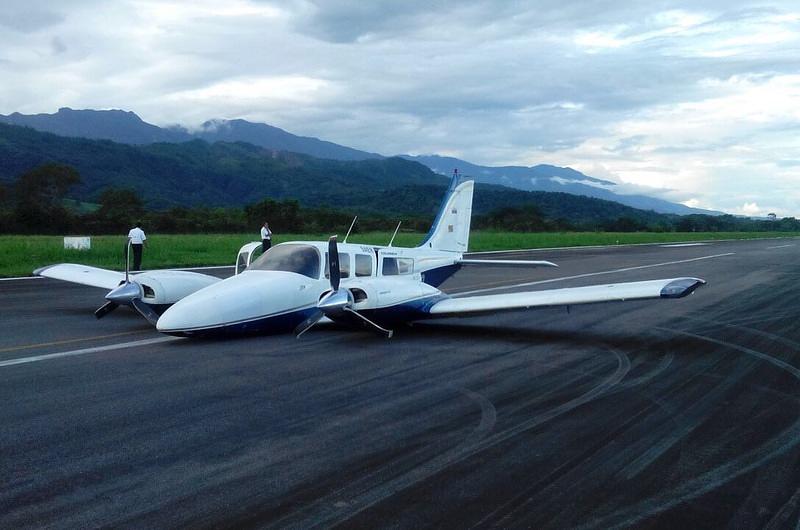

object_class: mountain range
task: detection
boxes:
[0,108,716,216]
[0,121,682,231]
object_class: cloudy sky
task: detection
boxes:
[1,1,799,215]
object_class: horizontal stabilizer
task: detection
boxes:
[458,259,558,268]
[429,277,705,316]
[33,264,126,290]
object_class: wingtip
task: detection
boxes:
[660,278,706,299]
[32,265,53,276]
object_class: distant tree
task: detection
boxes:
[475,205,550,232]
[245,198,303,232]
[13,163,81,233]
[603,216,646,232]
[93,187,145,232]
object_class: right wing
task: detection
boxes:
[428,277,705,317]
[33,264,126,290]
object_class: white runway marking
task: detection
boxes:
[766,244,794,249]
[0,337,179,368]
[453,252,734,296]
[659,243,709,247]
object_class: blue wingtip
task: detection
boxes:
[660,278,706,298]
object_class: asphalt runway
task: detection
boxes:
[2,237,800,529]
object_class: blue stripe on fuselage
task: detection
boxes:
[355,293,449,326]
[160,307,318,338]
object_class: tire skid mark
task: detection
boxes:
[472,373,657,529]
[511,348,755,529]
[265,386,497,530]
[684,314,800,352]
[619,352,673,389]
[734,455,798,529]
[277,342,536,435]
[311,349,631,529]
[764,486,800,530]
[617,352,757,480]
[576,328,800,530]
[698,311,797,329]
[500,353,616,419]
[281,341,599,440]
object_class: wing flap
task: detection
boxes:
[429,277,705,316]
[458,259,558,268]
[33,264,125,290]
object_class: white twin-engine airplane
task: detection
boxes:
[35,173,706,338]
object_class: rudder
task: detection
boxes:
[419,173,474,253]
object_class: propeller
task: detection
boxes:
[94,238,158,324]
[294,236,393,338]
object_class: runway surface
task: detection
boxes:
[1,238,799,529]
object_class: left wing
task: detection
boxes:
[428,277,705,317]
[33,263,125,290]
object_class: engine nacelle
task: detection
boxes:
[345,278,441,311]
[134,270,220,305]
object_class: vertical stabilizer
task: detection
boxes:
[419,172,474,252]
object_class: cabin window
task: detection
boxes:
[397,258,414,274]
[248,244,321,279]
[382,257,414,275]
[382,257,398,275]
[236,252,248,274]
[355,254,372,277]
[324,252,350,278]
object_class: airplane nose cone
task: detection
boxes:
[156,271,315,336]
[105,282,142,304]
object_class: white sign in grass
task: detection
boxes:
[64,236,91,250]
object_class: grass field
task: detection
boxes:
[1,231,798,278]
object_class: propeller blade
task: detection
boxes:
[125,238,131,283]
[94,301,119,319]
[131,299,160,326]
[294,310,324,338]
[328,236,340,291]
[343,307,393,338]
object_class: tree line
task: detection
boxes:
[2,163,799,235]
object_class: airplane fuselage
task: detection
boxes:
[156,241,461,336]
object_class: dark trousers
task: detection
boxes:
[262,239,271,253]
[132,244,143,271]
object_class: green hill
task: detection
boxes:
[0,121,674,229]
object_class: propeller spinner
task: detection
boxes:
[93,239,158,325]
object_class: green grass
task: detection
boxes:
[1,231,798,278]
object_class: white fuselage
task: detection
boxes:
[156,241,461,336]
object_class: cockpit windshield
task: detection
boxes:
[248,244,321,279]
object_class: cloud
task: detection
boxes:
[0,5,63,33]
[737,202,763,216]
[0,0,799,214]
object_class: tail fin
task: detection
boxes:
[419,171,474,252]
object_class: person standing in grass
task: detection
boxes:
[127,222,147,271]
[260,221,272,253]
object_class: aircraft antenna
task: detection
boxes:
[387,221,402,247]
[343,216,358,243]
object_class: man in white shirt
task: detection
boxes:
[260,221,272,253]
[127,222,147,271]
